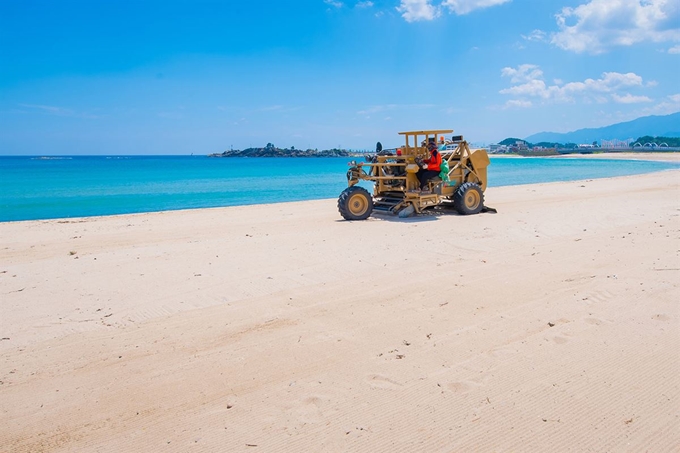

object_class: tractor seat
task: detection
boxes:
[424,175,442,191]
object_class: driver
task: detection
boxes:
[417,141,442,191]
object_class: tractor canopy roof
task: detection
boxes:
[398,130,454,150]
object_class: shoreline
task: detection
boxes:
[9,165,680,222]
[2,168,678,225]
[1,169,679,451]
[2,153,678,224]
[490,151,680,163]
[548,151,680,162]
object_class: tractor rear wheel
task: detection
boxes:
[338,186,373,220]
[453,182,484,215]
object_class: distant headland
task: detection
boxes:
[208,143,364,158]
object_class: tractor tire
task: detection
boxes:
[453,182,484,215]
[338,186,373,220]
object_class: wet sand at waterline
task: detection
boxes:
[1,167,678,451]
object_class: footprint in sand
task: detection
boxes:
[366,374,402,390]
[551,335,569,344]
[652,313,672,322]
[447,381,477,394]
[294,396,325,423]
[583,317,611,326]
[303,396,323,407]
[489,347,519,360]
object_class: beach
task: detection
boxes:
[546,151,680,162]
[1,163,679,451]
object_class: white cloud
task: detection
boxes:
[357,104,398,115]
[397,0,440,22]
[521,29,547,42]
[324,0,344,8]
[501,64,543,83]
[611,93,653,104]
[441,0,511,15]
[669,44,680,54]
[499,65,651,105]
[357,103,435,116]
[397,0,509,21]
[504,99,533,109]
[500,79,553,99]
[642,93,680,115]
[356,1,373,7]
[561,72,645,95]
[551,0,680,54]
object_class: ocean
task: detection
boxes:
[1,155,678,222]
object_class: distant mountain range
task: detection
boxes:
[524,112,680,144]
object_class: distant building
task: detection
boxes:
[601,138,634,149]
[507,140,528,153]
[489,144,511,154]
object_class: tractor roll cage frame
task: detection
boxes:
[347,129,488,194]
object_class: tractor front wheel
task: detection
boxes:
[338,186,373,220]
[453,182,484,215]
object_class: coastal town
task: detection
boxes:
[488,135,680,155]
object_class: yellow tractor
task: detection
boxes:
[337,129,490,220]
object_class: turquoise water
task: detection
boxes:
[1,155,678,222]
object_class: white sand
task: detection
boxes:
[548,152,680,163]
[1,168,679,452]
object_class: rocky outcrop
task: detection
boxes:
[209,144,354,158]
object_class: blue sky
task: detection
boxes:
[1,0,679,154]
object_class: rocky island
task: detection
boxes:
[209,143,359,158]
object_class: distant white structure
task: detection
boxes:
[601,138,634,149]
[489,144,510,154]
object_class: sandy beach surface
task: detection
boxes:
[549,152,680,163]
[491,151,680,163]
[1,167,679,452]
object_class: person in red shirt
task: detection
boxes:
[417,141,442,190]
